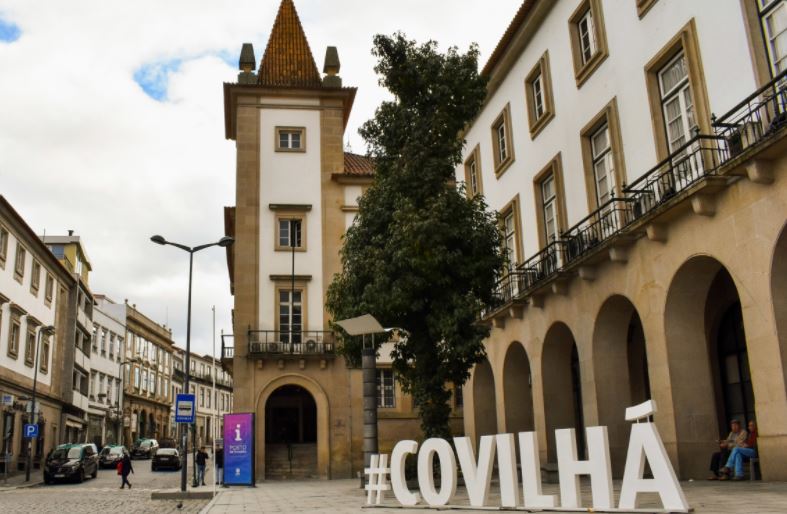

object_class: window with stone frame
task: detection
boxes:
[24,325,36,366]
[499,196,522,272]
[636,0,660,18]
[13,243,25,282]
[278,288,304,344]
[276,127,306,152]
[759,0,787,76]
[44,273,54,306]
[30,260,41,296]
[491,104,515,176]
[463,145,483,198]
[276,214,306,251]
[580,99,627,213]
[525,51,556,138]
[7,310,21,358]
[40,333,50,373]
[533,155,568,250]
[376,368,396,408]
[0,225,8,268]
[568,0,609,87]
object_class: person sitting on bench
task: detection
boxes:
[708,419,747,480]
[720,420,757,481]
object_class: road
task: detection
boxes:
[0,456,216,513]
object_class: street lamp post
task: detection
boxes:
[150,234,234,493]
[26,324,55,482]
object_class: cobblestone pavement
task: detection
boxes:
[0,457,216,514]
[204,478,787,513]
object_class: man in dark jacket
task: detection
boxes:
[196,447,208,486]
[215,447,224,485]
[120,452,134,489]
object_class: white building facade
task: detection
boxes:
[457,0,787,481]
[88,297,125,447]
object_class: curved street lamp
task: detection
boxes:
[150,235,234,492]
[25,324,55,482]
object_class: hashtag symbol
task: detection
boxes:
[365,454,391,505]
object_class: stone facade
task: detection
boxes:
[222,0,446,481]
[457,0,787,482]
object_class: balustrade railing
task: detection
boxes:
[482,71,787,318]
[248,330,335,356]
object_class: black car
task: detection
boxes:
[131,438,159,459]
[43,443,99,484]
[151,448,182,471]
[98,445,128,469]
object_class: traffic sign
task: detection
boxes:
[175,393,196,423]
[23,424,38,438]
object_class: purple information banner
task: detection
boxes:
[223,413,254,485]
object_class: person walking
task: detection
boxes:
[196,446,209,486]
[215,446,224,486]
[119,452,134,489]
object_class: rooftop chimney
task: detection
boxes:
[238,43,257,84]
[322,46,342,88]
[68,229,74,236]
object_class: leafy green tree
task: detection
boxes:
[327,33,505,439]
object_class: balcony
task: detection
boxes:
[484,69,787,320]
[249,330,336,359]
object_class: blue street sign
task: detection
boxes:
[175,393,196,423]
[23,424,38,438]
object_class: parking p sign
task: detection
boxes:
[23,423,38,438]
[175,393,196,423]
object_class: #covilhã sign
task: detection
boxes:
[365,400,690,513]
[223,412,254,486]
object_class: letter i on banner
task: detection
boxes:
[454,436,495,507]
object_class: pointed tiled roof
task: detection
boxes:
[258,0,322,88]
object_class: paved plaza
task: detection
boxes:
[0,459,214,513]
[203,478,787,514]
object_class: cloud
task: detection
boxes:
[0,17,21,42]
[0,0,520,356]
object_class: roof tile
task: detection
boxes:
[343,152,375,176]
[258,0,322,88]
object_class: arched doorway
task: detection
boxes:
[502,342,534,434]
[664,257,756,478]
[149,413,156,439]
[592,295,650,476]
[265,385,317,479]
[472,357,497,441]
[542,322,584,463]
[772,223,787,391]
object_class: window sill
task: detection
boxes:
[274,147,306,153]
[494,157,515,179]
[529,110,555,140]
[574,50,608,88]
[13,274,23,284]
[7,350,18,360]
[274,246,307,253]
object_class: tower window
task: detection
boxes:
[276,127,306,152]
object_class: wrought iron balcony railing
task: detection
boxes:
[248,330,335,357]
[482,69,787,319]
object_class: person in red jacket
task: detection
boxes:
[720,420,757,481]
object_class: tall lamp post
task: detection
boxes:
[150,234,234,493]
[26,324,55,482]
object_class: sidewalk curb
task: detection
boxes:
[198,490,225,514]
[0,479,43,492]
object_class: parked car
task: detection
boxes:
[151,448,182,471]
[158,437,177,449]
[43,443,99,484]
[98,445,128,469]
[131,438,159,459]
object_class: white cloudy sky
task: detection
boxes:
[0,0,521,356]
